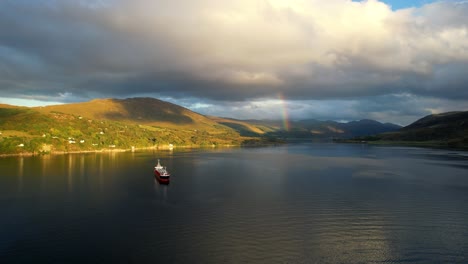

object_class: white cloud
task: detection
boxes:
[85,0,468,98]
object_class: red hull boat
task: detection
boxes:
[154,159,170,184]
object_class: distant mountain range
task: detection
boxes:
[351,111,468,149]
[212,117,402,139]
[3,97,463,154]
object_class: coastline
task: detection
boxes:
[0,143,246,158]
[4,139,468,158]
[0,136,289,158]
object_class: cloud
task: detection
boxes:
[0,0,467,122]
[177,93,468,125]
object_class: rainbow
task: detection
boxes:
[278,93,290,131]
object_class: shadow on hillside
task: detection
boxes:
[219,122,261,137]
[103,98,195,125]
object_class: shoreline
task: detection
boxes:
[2,141,467,158]
[0,144,240,158]
[0,138,287,158]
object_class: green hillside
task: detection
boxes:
[36,97,224,130]
[0,98,245,155]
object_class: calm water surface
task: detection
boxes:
[1,143,468,263]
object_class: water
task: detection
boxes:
[1,143,468,263]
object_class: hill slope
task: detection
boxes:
[207,117,401,139]
[208,117,276,136]
[36,97,222,130]
[358,111,468,148]
[0,98,244,154]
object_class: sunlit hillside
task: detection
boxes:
[0,99,246,154]
[36,98,225,131]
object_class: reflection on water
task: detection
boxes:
[17,157,23,193]
[67,154,73,192]
[154,179,169,204]
[1,144,468,263]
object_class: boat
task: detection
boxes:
[154,159,170,184]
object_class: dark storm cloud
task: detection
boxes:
[0,0,467,122]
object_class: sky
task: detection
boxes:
[0,0,467,125]
[380,0,436,9]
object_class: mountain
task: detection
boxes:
[207,116,275,136]
[0,98,243,154]
[356,111,468,149]
[36,97,221,130]
[207,117,401,139]
[338,119,402,137]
